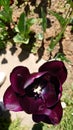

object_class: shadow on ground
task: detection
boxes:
[18,32,36,62]
[32,122,44,130]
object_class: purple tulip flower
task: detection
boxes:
[3,60,67,125]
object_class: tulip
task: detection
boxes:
[3,60,67,125]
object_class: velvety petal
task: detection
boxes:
[40,76,62,107]
[19,95,45,114]
[3,86,23,111]
[32,101,63,125]
[10,66,30,95]
[24,72,47,89]
[39,60,67,84]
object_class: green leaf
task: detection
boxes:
[54,53,71,63]
[0,41,6,49]
[0,0,12,22]
[0,0,10,13]
[0,11,7,22]
[17,12,36,43]
[49,10,67,28]
[0,0,10,7]
[24,18,36,36]
[0,8,12,22]
[49,31,63,51]
[0,20,6,28]
[27,18,36,26]
[0,28,8,40]
[18,12,25,33]
[41,7,47,32]
[13,34,29,44]
[18,13,35,33]
[14,25,20,33]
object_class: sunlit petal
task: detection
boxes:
[10,66,30,95]
[39,60,67,84]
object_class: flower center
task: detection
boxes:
[34,86,41,94]
[25,78,47,99]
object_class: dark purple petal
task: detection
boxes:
[40,76,62,107]
[24,72,47,89]
[3,86,23,111]
[32,101,63,125]
[10,66,30,95]
[39,60,67,84]
[19,95,42,114]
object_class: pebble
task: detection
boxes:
[0,72,6,86]
[61,102,66,109]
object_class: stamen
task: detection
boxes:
[34,86,41,94]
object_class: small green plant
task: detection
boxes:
[48,10,70,52]
[0,0,13,49]
[48,31,64,52]
[54,53,71,63]
[13,12,36,44]
[0,0,12,23]
[47,0,73,62]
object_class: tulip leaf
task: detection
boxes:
[27,18,37,26]
[0,0,10,8]
[54,53,71,63]
[41,7,47,32]
[48,31,63,51]
[0,0,12,23]
[14,12,36,44]
[0,9,12,23]
[0,11,7,22]
[18,12,36,34]
[13,34,29,44]
[49,10,67,28]
[17,12,25,34]
[0,20,6,28]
